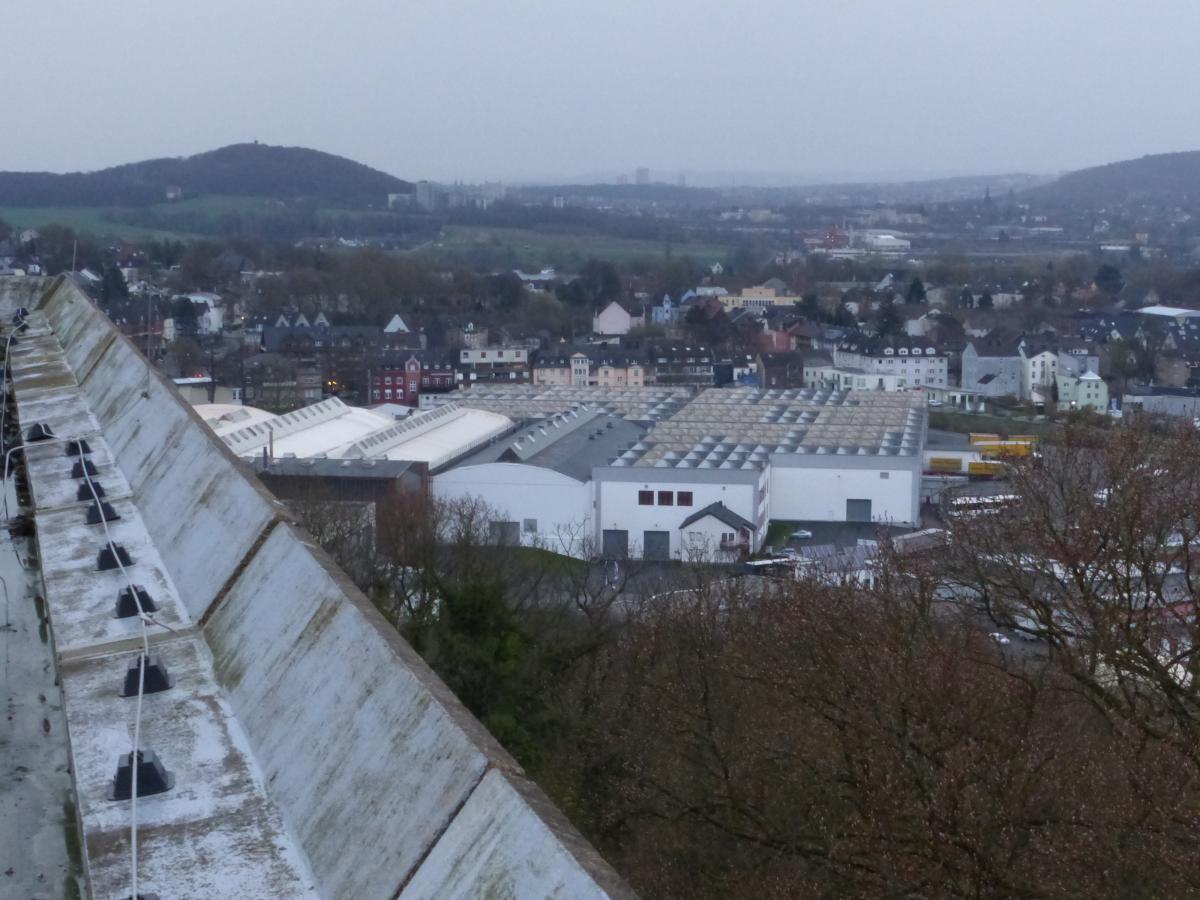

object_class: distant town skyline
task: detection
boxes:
[5,0,1200,184]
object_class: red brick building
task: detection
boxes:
[368,352,458,406]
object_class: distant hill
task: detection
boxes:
[1028,150,1200,205]
[0,143,412,207]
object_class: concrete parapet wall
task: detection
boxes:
[76,333,280,621]
[27,278,632,899]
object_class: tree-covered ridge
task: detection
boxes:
[1030,149,1200,205]
[0,143,412,207]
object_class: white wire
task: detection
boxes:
[79,452,151,900]
[2,435,154,898]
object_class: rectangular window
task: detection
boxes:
[638,490,654,506]
[658,491,674,506]
[384,388,392,399]
[677,491,693,507]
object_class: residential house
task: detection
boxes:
[262,325,382,355]
[650,294,682,326]
[756,351,808,389]
[678,502,758,561]
[648,344,715,386]
[961,333,1023,398]
[383,313,410,334]
[532,347,647,388]
[1020,338,1059,401]
[832,335,948,390]
[720,285,801,311]
[274,309,330,328]
[1055,338,1101,377]
[368,350,458,406]
[458,345,530,386]
[1056,370,1108,412]
[592,300,644,336]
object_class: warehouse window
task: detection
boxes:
[638,490,653,505]
[658,491,674,506]
[677,491,693,506]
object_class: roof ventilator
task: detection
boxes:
[108,749,174,800]
[116,586,157,619]
[86,501,120,525]
[122,654,173,696]
[64,438,91,456]
[72,459,98,478]
[98,542,133,571]
[25,423,55,442]
[76,481,105,501]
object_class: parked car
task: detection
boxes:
[988,632,1011,645]
[790,529,813,540]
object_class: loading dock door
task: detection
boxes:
[846,499,872,523]
[643,530,671,561]
[602,529,629,559]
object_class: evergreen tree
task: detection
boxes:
[100,265,129,303]
[905,276,927,304]
[876,298,903,337]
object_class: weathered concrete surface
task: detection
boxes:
[73,333,283,622]
[399,770,618,900]
[5,283,320,898]
[0,480,85,900]
[62,638,318,899]
[7,277,635,900]
[208,523,500,898]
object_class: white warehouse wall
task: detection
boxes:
[595,468,765,559]
[433,463,593,556]
[768,455,921,525]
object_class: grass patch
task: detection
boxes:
[430,225,729,267]
[0,205,198,240]
[929,409,1061,439]
[509,546,588,576]
[765,521,794,548]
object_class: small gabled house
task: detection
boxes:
[679,502,757,561]
[592,300,644,336]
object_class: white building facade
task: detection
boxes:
[832,338,948,389]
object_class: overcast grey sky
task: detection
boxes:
[6,0,1200,183]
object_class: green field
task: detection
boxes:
[0,205,198,241]
[0,195,295,242]
[428,225,730,268]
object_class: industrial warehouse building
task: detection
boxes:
[434,385,927,561]
[196,396,513,470]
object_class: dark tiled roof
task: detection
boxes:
[679,501,754,532]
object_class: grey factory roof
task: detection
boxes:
[926,428,972,451]
[252,457,423,480]
[437,383,695,423]
[453,407,646,481]
[612,387,927,469]
[443,385,927,471]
